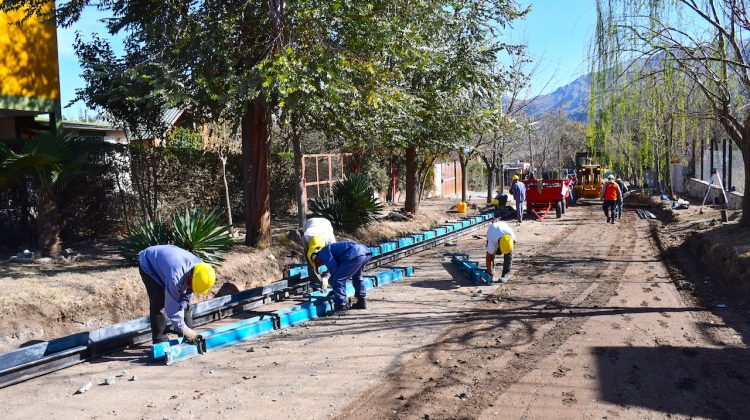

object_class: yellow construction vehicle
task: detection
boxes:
[573,152,604,199]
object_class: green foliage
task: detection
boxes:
[270,152,296,216]
[308,174,383,232]
[122,218,171,262]
[0,133,90,191]
[171,207,231,264]
[121,207,230,265]
[168,127,203,150]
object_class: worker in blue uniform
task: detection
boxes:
[311,241,373,315]
[138,245,216,344]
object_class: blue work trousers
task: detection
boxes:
[515,201,525,222]
[330,254,372,306]
[603,200,617,220]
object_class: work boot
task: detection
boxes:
[611,219,616,224]
[606,217,610,223]
[351,298,367,310]
[499,274,510,284]
[332,304,349,315]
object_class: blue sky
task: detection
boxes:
[56,1,597,119]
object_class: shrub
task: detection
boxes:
[171,207,231,264]
[121,207,230,265]
[122,218,171,262]
[308,174,383,232]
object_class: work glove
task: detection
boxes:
[320,273,330,291]
[182,327,199,344]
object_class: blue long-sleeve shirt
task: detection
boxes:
[138,245,200,332]
[510,181,526,202]
[317,241,372,276]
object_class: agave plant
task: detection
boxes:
[308,174,383,232]
[171,207,231,264]
[122,218,171,262]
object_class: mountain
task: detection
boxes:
[521,73,591,122]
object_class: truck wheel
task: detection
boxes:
[562,199,567,213]
[555,201,563,218]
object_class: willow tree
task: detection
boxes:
[591,0,750,225]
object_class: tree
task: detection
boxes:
[204,121,241,236]
[0,134,90,256]
[592,0,750,225]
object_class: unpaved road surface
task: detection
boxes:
[3,205,750,419]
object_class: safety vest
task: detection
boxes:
[604,182,619,200]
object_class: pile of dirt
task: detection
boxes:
[650,191,750,309]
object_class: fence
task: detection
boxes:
[301,153,353,211]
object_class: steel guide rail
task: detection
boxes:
[156,266,415,365]
[0,212,495,388]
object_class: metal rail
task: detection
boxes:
[0,213,496,388]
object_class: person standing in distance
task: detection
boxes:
[599,174,622,224]
[485,220,517,283]
[510,175,526,224]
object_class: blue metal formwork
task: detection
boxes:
[444,224,454,233]
[435,227,447,236]
[157,266,414,365]
[447,253,493,285]
[411,234,424,243]
[398,237,414,248]
[423,230,436,240]
[369,247,381,257]
[380,241,397,253]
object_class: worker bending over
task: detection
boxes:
[510,175,526,224]
[485,221,516,283]
[599,174,622,224]
[303,217,337,290]
[138,245,216,344]
[492,189,509,218]
[311,241,372,315]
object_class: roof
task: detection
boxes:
[35,118,122,132]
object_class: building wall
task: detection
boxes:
[0,1,62,132]
[693,140,745,194]
[687,178,743,210]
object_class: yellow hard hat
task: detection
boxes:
[499,235,514,254]
[307,235,326,266]
[192,262,216,295]
[492,199,500,206]
[512,175,519,181]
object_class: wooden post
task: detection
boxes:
[328,155,333,195]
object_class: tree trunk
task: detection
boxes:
[485,161,495,204]
[242,96,272,247]
[220,154,234,236]
[740,142,750,227]
[459,155,468,203]
[292,131,306,228]
[404,145,418,213]
[36,188,61,257]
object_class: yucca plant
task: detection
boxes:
[308,174,383,232]
[122,218,171,262]
[171,207,231,264]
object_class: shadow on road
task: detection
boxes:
[594,345,750,419]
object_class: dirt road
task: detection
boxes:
[3,204,749,419]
